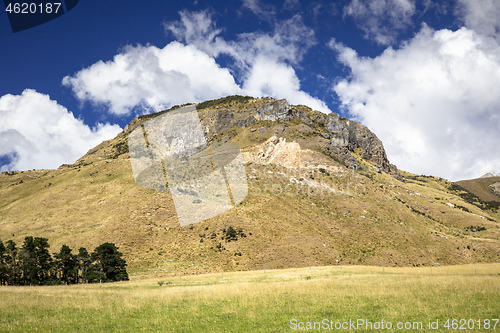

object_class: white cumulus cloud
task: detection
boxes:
[0,89,121,172]
[169,11,330,112]
[63,42,241,116]
[331,26,500,181]
[63,10,330,116]
[344,0,416,45]
[456,0,500,42]
[242,56,329,112]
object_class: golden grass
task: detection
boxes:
[1,264,499,332]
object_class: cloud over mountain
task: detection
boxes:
[0,89,121,172]
[63,10,330,116]
[331,26,500,181]
[63,42,241,116]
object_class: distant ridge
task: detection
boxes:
[455,175,500,203]
[480,172,498,178]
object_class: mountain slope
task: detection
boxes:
[455,176,500,203]
[1,96,499,276]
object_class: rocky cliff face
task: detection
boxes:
[490,182,500,197]
[321,112,398,175]
[122,97,399,177]
[196,98,399,177]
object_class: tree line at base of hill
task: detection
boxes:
[0,236,129,285]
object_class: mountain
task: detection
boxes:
[480,173,498,178]
[1,96,499,275]
[455,175,500,204]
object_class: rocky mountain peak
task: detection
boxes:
[197,97,398,177]
[481,172,499,178]
[121,96,399,178]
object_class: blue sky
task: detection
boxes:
[1,0,499,181]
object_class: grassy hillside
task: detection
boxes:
[455,176,500,203]
[1,264,499,332]
[0,96,499,276]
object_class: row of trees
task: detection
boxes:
[0,236,128,285]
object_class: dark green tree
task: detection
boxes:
[5,240,20,285]
[0,238,129,285]
[85,262,106,283]
[20,237,53,285]
[0,241,7,285]
[19,237,36,284]
[91,243,129,282]
[54,245,78,284]
[77,247,103,283]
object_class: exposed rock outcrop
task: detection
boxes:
[323,113,398,176]
[122,97,399,177]
[254,99,292,121]
[198,99,292,140]
[489,182,500,197]
[224,99,397,176]
[244,136,302,168]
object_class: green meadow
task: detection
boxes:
[1,264,499,332]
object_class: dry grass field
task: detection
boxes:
[1,264,499,332]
